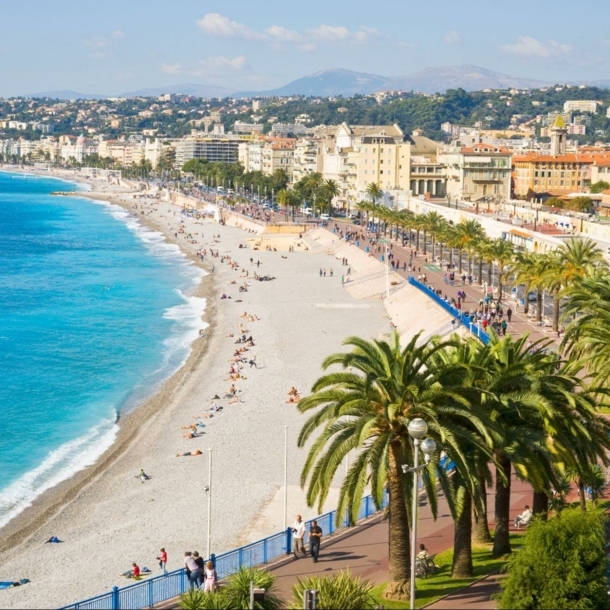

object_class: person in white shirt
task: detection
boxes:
[291,515,306,560]
[514,505,533,529]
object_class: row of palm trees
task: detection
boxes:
[296,201,610,601]
[297,329,610,600]
[356,202,608,332]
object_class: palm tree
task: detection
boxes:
[454,220,484,275]
[421,211,445,262]
[324,179,340,215]
[542,238,606,332]
[297,332,491,600]
[276,189,289,217]
[510,251,546,319]
[562,272,610,386]
[483,240,515,301]
[365,182,383,204]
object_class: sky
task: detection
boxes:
[1,0,609,96]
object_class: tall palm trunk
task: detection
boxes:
[578,481,587,512]
[467,255,473,275]
[452,490,473,578]
[478,258,483,285]
[415,231,420,252]
[458,249,463,273]
[552,288,560,332]
[492,453,512,557]
[423,231,427,255]
[472,474,492,543]
[383,442,412,601]
[532,491,548,520]
[498,272,505,301]
[486,261,492,288]
[536,290,543,323]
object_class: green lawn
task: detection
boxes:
[371,533,524,609]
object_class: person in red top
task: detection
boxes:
[132,563,141,580]
[157,548,168,574]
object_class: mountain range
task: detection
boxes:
[21,65,610,100]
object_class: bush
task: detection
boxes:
[289,569,377,610]
[178,566,284,610]
[497,508,608,609]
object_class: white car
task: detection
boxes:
[320,213,330,220]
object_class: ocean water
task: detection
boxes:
[0,172,207,529]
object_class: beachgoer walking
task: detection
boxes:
[507,307,512,323]
[248,356,258,368]
[309,520,323,563]
[203,561,218,592]
[319,268,323,277]
[157,548,168,574]
[292,515,307,560]
[501,319,508,336]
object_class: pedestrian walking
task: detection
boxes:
[248,356,258,368]
[323,269,326,277]
[291,515,307,560]
[157,548,168,574]
[319,268,323,277]
[507,307,512,323]
[309,520,323,563]
[501,319,508,336]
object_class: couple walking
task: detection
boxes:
[184,552,218,591]
[292,515,323,563]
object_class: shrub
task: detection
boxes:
[178,567,284,610]
[289,569,377,610]
[497,508,608,609]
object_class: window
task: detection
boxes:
[388,170,392,175]
[364,170,368,175]
[380,148,384,152]
[380,159,383,164]
[380,170,384,174]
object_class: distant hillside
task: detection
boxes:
[384,65,551,94]
[233,68,388,98]
[233,65,553,98]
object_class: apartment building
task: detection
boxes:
[563,100,598,114]
[261,138,295,179]
[441,143,512,201]
[175,134,243,166]
[292,137,323,183]
[512,117,610,198]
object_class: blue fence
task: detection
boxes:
[60,492,388,610]
[408,276,490,345]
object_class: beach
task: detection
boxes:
[0,172,424,608]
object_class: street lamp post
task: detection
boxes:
[402,419,437,610]
[206,448,212,559]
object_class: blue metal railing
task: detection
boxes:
[60,492,388,610]
[408,276,491,345]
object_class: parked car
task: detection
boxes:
[320,213,330,221]
[352,219,361,225]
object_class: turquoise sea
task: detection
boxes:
[0,172,206,528]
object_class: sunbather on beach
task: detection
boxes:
[176,450,203,457]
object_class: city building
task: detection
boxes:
[175,133,243,166]
[563,100,598,114]
[440,143,512,202]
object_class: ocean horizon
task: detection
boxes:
[0,172,206,529]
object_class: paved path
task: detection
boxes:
[268,472,531,607]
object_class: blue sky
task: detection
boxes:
[1,0,609,95]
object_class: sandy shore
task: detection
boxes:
[0,172,402,608]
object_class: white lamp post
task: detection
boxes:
[402,419,437,610]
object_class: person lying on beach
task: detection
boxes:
[176,450,203,457]
[183,430,204,439]
[210,402,222,412]
[287,394,301,404]
[229,396,245,404]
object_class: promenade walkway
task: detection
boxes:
[267,472,531,607]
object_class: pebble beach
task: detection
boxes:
[0,173,412,608]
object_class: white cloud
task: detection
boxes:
[196,13,265,41]
[89,51,107,59]
[444,31,461,45]
[161,63,182,75]
[500,36,573,57]
[266,25,301,42]
[85,36,108,48]
[111,30,125,39]
[308,25,350,41]
[195,13,379,47]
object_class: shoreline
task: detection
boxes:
[0,170,218,553]
[0,167,452,609]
